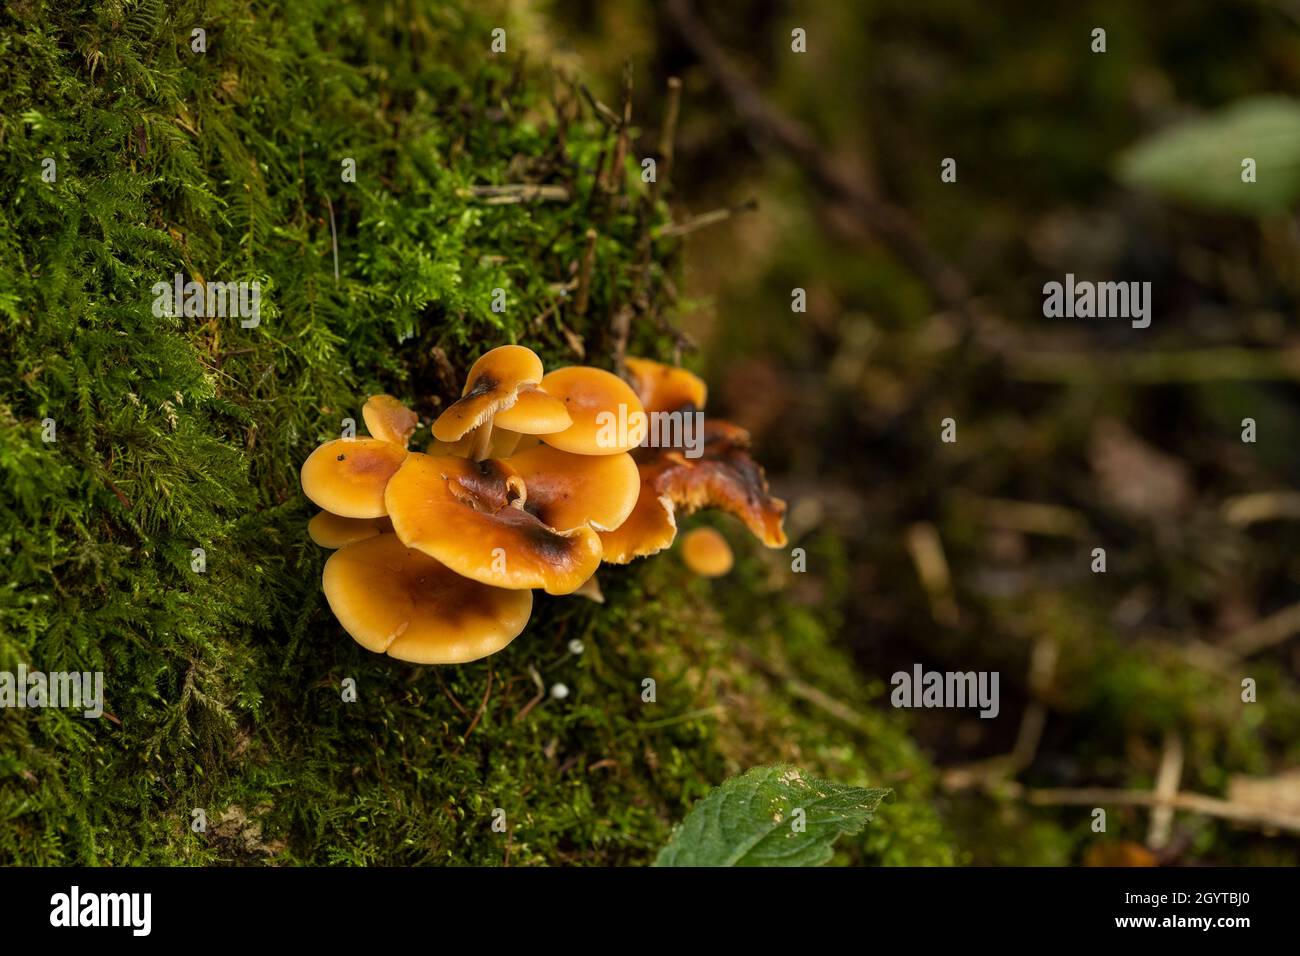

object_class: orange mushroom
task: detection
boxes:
[385,452,602,595]
[595,459,679,563]
[624,356,708,415]
[505,443,639,533]
[362,394,420,447]
[539,365,647,455]
[680,527,734,577]
[308,511,392,549]
[323,533,532,664]
[489,384,572,457]
[431,345,545,459]
[301,438,409,518]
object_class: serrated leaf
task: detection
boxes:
[1115,96,1300,215]
[653,765,890,867]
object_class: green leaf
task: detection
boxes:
[1116,95,1300,215]
[653,765,890,867]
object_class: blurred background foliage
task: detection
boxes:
[549,0,1300,864]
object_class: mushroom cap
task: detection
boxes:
[650,420,788,548]
[493,384,572,435]
[301,438,409,518]
[597,461,679,563]
[432,345,544,442]
[601,418,787,560]
[506,443,640,533]
[308,511,392,549]
[539,365,647,455]
[385,452,602,595]
[680,527,734,577]
[624,356,708,414]
[323,533,532,664]
[362,394,420,447]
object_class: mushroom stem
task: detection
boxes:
[493,429,522,459]
[469,421,495,462]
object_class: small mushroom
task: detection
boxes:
[323,533,532,664]
[385,452,602,595]
[489,384,573,457]
[432,345,545,460]
[624,356,708,415]
[680,527,734,577]
[505,443,639,533]
[300,438,409,518]
[362,394,420,447]
[308,511,392,549]
[538,365,647,455]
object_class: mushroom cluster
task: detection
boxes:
[301,345,787,664]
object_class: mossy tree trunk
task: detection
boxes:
[0,0,952,865]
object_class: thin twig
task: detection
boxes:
[460,184,570,204]
[654,198,757,238]
[1222,491,1300,526]
[513,666,546,723]
[1221,601,1300,657]
[1147,732,1184,850]
[653,76,683,202]
[1009,783,1300,836]
[324,195,339,285]
[574,228,598,315]
[462,668,494,741]
[608,60,633,194]
[579,83,621,127]
[904,522,960,627]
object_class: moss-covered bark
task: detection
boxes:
[0,0,953,865]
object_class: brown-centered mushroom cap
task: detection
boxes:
[431,345,544,443]
[506,443,639,533]
[385,452,602,595]
[680,527,734,577]
[362,394,420,447]
[301,438,409,518]
[539,365,647,455]
[323,533,532,664]
[624,356,708,414]
[308,511,392,549]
